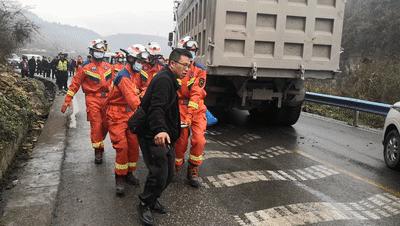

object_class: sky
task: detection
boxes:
[17,0,175,37]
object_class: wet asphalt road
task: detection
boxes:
[52,90,400,226]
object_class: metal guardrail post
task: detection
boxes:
[353,110,359,127]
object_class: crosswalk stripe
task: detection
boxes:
[201,165,339,188]
[234,193,400,225]
[204,147,293,160]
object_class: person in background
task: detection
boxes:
[42,57,50,78]
[135,48,192,226]
[69,58,77,77]
[76,55,83,72]
[57,53,69,93]
[144,41,165,86]
[28,56,36,78]
[84,55,92,65]
[36,57,42,76]
[112,51,125,74]
[50,56,59,80]
[20,55,29,78]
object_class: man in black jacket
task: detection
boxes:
[136,48,192,225]
[28,56,36,78]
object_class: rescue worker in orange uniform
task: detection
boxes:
[61,39,113,164]
[145,42,165,81]
[106,44,150,195]
[113,51,125,74]
[174,37,207,188]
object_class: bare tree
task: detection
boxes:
[0,0,37,63]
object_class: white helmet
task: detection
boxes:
[177,36,199,50]
[88,39,108,52]
[147,42,162,56]
[125,44,150,61]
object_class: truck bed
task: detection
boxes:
[176,0,345,78]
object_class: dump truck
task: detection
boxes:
[170,0,345,125]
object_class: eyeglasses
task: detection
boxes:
[173,60,190,69]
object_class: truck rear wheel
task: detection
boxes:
[275,105,302,126]
[249,105,302,126]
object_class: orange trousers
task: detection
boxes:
[106,106,139,175]
[85,95,108,150]
[175,106,207,167]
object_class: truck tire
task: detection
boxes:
[249,105,302,126]
[276,105,302,126]
[249,107,275,124]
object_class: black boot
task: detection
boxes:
[126,172,140,185]
[151,199,167,214]
[138,201,154,225]
[94,148,103,164]
[187,163,201,188]
[115,174,125,196]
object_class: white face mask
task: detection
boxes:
[133,62,143,71]
[190,51,196,59]
[93,51,105,59]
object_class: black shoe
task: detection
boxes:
[126,172,140,185]
[151,199,167,214]
[138,202,154,225]
[94,149,103,165]
[187,164,201,188]
[115,175,125,196]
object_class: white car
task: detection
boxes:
[6,53,21,67]
[383,102,400,170]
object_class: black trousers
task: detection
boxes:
[29,69,35,78]
[138,137,175,206]
[45,69,51,78]
[56,71,68,90]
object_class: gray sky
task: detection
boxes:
[18,0,175,37]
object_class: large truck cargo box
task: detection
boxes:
[176,0,345,78]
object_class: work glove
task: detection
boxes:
[61,101,71,113]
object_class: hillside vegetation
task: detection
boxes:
[305,0,400,127]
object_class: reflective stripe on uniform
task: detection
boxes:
[188,101,199,109]
[187,77,195,87]
[189,154,203,161]
[175,158,184,163]
[140,70,148,81]
[92,141,104,148]
[115,163,128,170]
[128,162,137,168]
[67,90,75,97]
[104,69,112,80]
[84,70,101,80]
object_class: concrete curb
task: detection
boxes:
[0,90,69,226]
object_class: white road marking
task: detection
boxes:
[201,165,339,188]
[234,193,400,225]
[207,132,262,147]
[204,147,294,160]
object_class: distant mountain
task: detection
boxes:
[22,11,170,57]
[105,33,170,56]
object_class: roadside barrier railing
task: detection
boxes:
[305,92,392,127]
